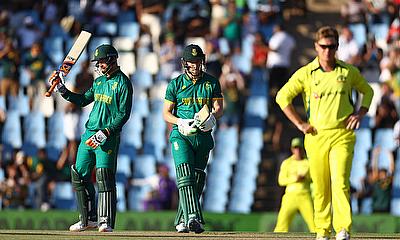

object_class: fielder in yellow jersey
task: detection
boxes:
[274,138,315,233]
[276,26,373,240]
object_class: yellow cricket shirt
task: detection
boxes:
[278,156,311,194]
[276,57,373,130]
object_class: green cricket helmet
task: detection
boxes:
[91,44,118,62]
[182,44,205,62]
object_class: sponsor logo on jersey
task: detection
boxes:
[111,82,118,90]
[95,93,112,104]
[181,97,210,105]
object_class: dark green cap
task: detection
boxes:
[91,44,118,61]
[182,44,205,62]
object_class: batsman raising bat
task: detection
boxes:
[163,44,223,233]
[49,44,133,232]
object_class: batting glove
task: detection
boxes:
[198,114,216,132]
[49,70,67,94]
[85,129,110,149]
[177,118,197,136]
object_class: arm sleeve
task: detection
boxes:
[351,66,374,109]
[108,81,134,134]
[165,80,176,103]
[275,69,305,110]
[212,78,223,100]
[278,160,298,186]
[62,85,94,107]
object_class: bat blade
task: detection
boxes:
[45,30,92,97]
[194,105,210,127]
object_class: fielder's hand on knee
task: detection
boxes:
[85,129,110,149]
[177,118,197,136]
[198,114,216,132]
[49,70,67,94]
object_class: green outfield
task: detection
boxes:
[0,230,400,240]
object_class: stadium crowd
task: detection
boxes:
[0,0,399,217]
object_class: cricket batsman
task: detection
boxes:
[49,44,133,232]
[274,137,315,233]
[163,44,223,233]
[276,26,373,240]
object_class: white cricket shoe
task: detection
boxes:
[98,223,113,232]
[336,229,350,240]
[175,222,189,233]
[69,220,98,232]
[188,218,204,234]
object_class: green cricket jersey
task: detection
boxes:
[165,72,223,131]
[62,69,133,135]
[276,57,373,130]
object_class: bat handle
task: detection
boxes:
[45,78,60,97]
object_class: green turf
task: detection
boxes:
[1,230,400,240]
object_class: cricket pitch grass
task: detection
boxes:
[1,230,400,240]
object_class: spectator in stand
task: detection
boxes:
[352,167,375,214]
[219,55,246,128]
[204,35,223,79]
[91,0,119,24]
[267,24,295,151]
[359,37,383,84]
[1,153,29,209]
[158,33,181,82]
[341,0,367,47]
[256,0,281,41]
[267,24,295,91]
[337,26,360,64]
[371,167,393,213]
[26,148,53,210]
[136,0,166,52]
[22,42,51,98]
[16,16,42,51]
[221,1,241,47]
[131,163,178,211]
[0,36,19,102]
[184,3,210,39]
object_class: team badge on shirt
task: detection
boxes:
[112,82,118,90]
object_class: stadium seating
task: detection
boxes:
[52,182,76,210]
[2,110,22,149]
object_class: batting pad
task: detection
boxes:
[71,165,97,224]
[176,163,203,224]
[174,168,207,225]
[96,168,117,228]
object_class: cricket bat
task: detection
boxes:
[45,30,92,97]
[194,105,210,127]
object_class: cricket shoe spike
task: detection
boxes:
[175,222,189,233]
[188,218,204,234]
[98,223,113,232]
[69,220,98,232]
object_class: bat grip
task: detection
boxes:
[45,78,60,97]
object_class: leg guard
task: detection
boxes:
[174,168,206,225]
[175,163,203,226]
[71,165,97,225]
[96,168,117,229]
